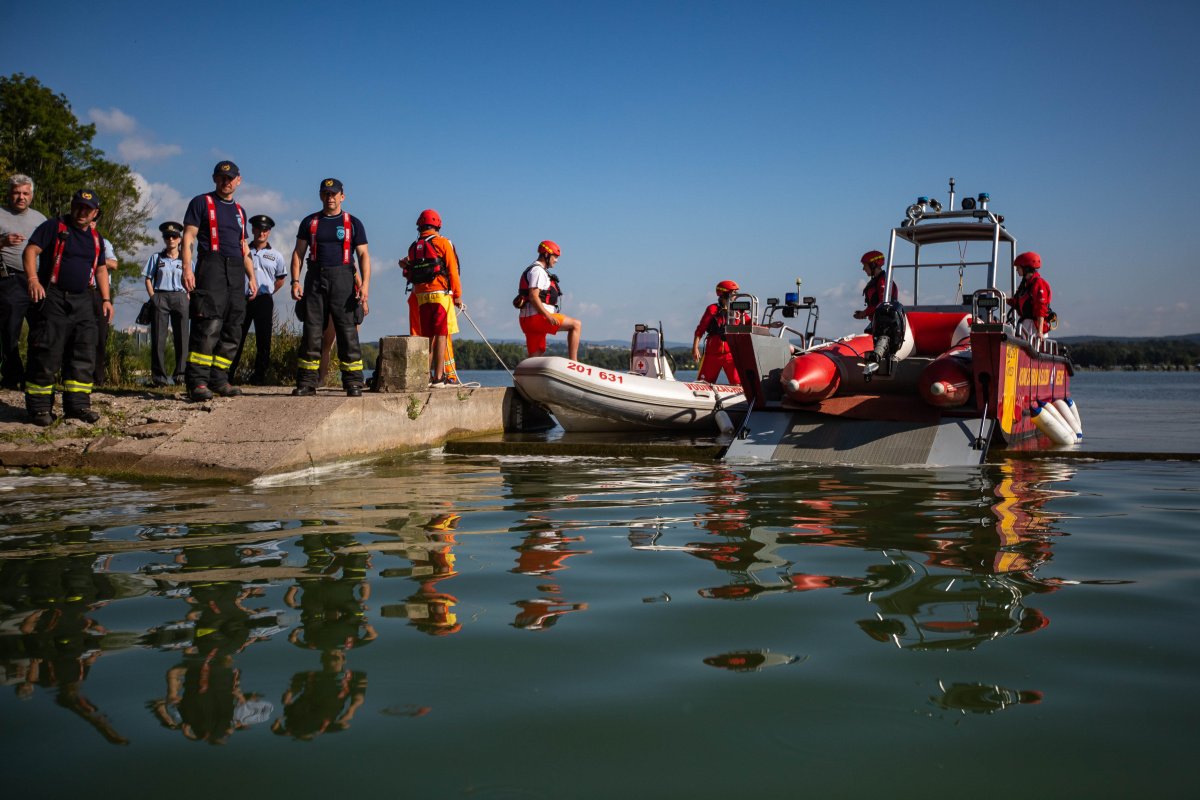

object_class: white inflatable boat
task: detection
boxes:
[512,324,747,433]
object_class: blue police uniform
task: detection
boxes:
[231,239,287,383]
[142,249,189,385]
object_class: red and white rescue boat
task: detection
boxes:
[723,182,1081,465]
[514,323,748,433]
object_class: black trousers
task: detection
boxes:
[150,290,188,384]
[296,266,362,389]
[231,292,274,382]
[24,285,97,415]
[185,251,246,390]
[90,288,108,386]
[0,274,31,389]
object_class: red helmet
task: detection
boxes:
[716,280,739,295]
[1014,251,1041,270]
[417,209,442,228]
[861,250,885,267]
[538,240,561,257]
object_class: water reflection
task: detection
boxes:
[1,546,131,744]
[0,457,1093,752]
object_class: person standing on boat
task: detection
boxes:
[180,160,257,401]
[853,250,897,332]
[692,280,741,384]
[141,221,189,387]
[291,179,370,397]
[1007,251,1052,340]
[517,240,582,362]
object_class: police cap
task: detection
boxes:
[319,178,344,194]
[159,221,183,236]
[249,215,275,230]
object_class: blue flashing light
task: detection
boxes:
[917,196,930,204]
[978,193,989,201]
[785,292,799,305]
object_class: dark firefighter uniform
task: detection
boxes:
[182,180,251,394]
[23,198,110,422]
[295,207,367,392]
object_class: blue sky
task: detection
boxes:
[4,0,1197,343]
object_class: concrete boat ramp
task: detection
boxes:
[0,385,554,482]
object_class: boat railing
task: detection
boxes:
[727,294,759,332]
[762,293,818,348]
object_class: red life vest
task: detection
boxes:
[518,265,561,307]
[1012,272,1052,321]
[862,271,898,315]
[204,194,246,253]
[50,219,102,287]
[404,234,448,285]
[308,212,352,266]
[704,303,744,341]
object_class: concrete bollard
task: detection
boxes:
[374,336,430,392]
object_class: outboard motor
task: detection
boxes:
[863,301,910,378]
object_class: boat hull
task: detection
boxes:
[513,357,747,432]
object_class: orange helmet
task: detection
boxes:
[538,240,561,257]
[417,209,442,228]
[1014,252,1041,270]
[861,250,885,267]
[716,280,739,295]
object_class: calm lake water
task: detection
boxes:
[1,372,1197,798]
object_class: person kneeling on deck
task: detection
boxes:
[517,240,581,361]
[691,280,741,384]
[291,178,370,397]
[20,189,114,425]
[399,209,461,387]
[1007,251,1053,341]
[853,250,897,332]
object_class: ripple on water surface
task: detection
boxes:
[0,456,1197,798]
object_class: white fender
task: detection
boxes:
[715,409,735,435]
[1052,399,1083,439]
[1063,397,1083,434]
[1031,403,1075,446]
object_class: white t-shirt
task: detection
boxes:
[519,262,556,317]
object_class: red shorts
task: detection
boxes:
[419,300,449,336]
[520,313,564,355]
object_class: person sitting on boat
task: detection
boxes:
[853,250,897,332]
[691,280,741,384]
[517,240,582,361]
[1007,251,1053,340]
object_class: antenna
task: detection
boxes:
[948,177,956,211]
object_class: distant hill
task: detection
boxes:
[1058,333,1200,344]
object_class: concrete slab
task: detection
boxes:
[0,384,546,482]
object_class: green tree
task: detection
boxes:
[0,73,153,294]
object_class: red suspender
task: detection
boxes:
[308,214,353,265]
[205,194,219,251]
[205,195,245,253]
[49,220,101,286]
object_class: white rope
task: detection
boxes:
[458,303,514,377]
